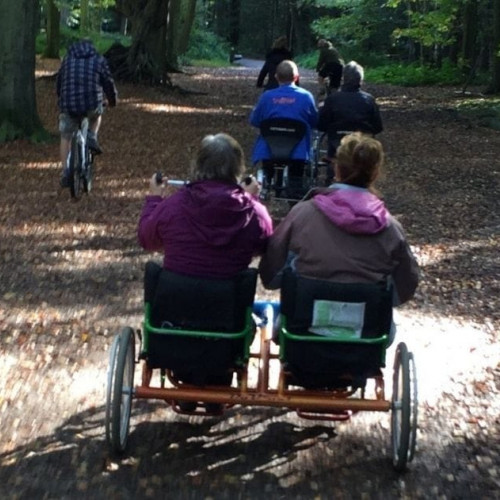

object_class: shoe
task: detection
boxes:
[204,403,223,414]
[87,136,103,155]
[60,174,70,188]
[176,400,197,412]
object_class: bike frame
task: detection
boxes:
[67,116,93,199]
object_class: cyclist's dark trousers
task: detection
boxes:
[320,62,343,91]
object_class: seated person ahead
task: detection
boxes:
[250,60,318,196]
[258,133,419,346]
[318,61,383,184]
[138,133,273,410]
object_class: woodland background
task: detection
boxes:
[0,1,499,498]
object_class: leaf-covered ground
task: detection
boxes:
[0,59,499,499]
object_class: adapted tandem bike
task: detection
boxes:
[105,262,417,471]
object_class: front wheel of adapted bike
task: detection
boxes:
[68,134,83,199]
[105,326,135,455]
[391,342,417,471]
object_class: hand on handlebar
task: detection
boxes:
[240,175,261,197]
[149,172,166,196]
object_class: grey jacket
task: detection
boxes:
[259,185,419,306]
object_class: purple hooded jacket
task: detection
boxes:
[138,180,273,278]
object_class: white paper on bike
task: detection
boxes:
[309,300,365,338]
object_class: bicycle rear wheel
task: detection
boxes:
[68,134,83,199]
[83,148,93,193]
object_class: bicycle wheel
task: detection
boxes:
[68,133,83,199]
[83,147,93,194]
[407,351,418,461]
[107,327,135,454]
[313,132,330,186]
[391,342,414,471]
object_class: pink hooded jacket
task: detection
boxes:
[259,184,419,305]
[139,180,273,278]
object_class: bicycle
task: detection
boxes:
[66,116,94,200]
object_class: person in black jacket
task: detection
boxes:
[318,61,383,184]
[256,36,292,90]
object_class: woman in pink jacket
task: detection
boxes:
[259,133,419,343]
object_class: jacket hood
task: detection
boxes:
[180,180,258,245]
[68,40,97,59]
[312,185,388,234]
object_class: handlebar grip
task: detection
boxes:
[155,172,163,185]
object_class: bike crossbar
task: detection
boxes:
[133,386,391,413]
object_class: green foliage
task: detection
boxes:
[181,24,230,66]
[36,25,130,57]
[366,60,473,86]
[311,0,399,62]
[392,8,458,48]
[455,98,500,131]
[296,49,395,71]
[295,51,319,69]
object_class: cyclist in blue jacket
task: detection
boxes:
[57,39,117,187]
[250,60,318,197]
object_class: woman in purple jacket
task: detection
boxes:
[138,133,273,411]
[138,133,273,277]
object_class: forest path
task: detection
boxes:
[0,62,498,499]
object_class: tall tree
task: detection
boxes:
[43,0,61,59]
[0,0,47,142]
[461,0,478,72]
[489,0,500,92]
[166,0,197,67]
[112,0,196,83]
[80,0,91,34]
[229,0,241,48]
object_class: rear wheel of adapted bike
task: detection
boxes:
[68,134,83,199]
[106,326,135,455]
[83,148,93,193]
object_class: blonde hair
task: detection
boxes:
[194,133,245,183]
[335,133,383,190]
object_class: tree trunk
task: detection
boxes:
[43,0,60,59]
[229,0,241,48]
[488,0,500,93]
[166,0,181,70]
[80,0,91,35]
[461,0,478,73]
[176,0,197,54]
[0,0,47,142]
[115,0,170,84]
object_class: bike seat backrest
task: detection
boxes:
[279,270,393,387]
[280,269,393,338]
[260,118,307,160]
[144,261,257,333]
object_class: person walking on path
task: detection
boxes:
[316,39,344,96]
[256,36,293,91]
